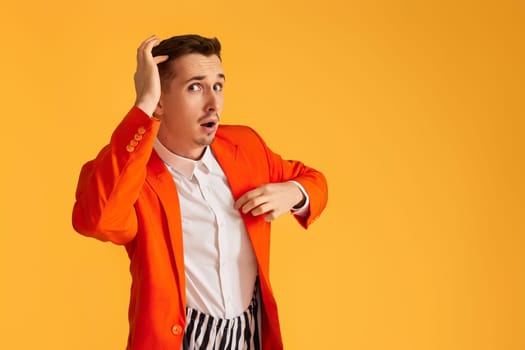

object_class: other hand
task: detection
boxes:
[234,182,306,222]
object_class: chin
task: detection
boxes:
[196,135,215,146]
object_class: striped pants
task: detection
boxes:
[182,289,260,350]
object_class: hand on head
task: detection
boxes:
[134,35,169,116]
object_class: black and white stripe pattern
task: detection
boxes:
[182,288,260,350]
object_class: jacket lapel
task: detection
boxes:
[211,133,271,278]
[210,136,242,196]
[145,151,186,307]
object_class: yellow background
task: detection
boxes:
[1,0,523,349]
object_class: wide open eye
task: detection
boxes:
[188,83,201,92]
[213,83,223,92]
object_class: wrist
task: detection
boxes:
[289,181,306,209]
[134,99,157,117]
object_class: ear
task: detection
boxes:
[153,96,164,119]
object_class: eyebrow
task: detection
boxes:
[184,73,226,84]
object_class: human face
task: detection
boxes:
[155,53,225,160]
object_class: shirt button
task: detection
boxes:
[137,126,146,135]
[134,133,143,141]
[126,145,135,152]
[130,139,138,147]
[172,324,183,335]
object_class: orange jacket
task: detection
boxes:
[72,107,328,349]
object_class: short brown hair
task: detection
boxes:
[152,34,222,88]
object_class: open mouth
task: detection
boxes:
[201,121,216,128]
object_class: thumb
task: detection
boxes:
[154,55,169,65]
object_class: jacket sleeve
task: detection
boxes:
[72,107,161,245]
[249,128,328,229]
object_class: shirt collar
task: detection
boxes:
[153,138,213,179]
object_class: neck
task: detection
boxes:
[157,136,205,161]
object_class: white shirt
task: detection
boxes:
[153,138,309,318]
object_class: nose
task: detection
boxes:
[205,90,221,114]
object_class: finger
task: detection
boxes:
[140,35,158,48]
[241,196,268,214]
[137,35,157,55]
[143,37,161,54]
[137,36,160,61]
[234,192,251,210]
[264,207,288,221]
[249,203,273,217]
[153,55,169,65]
[264,211,277,222]
[234,188,262,210]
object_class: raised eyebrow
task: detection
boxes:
[184,74,226,84]
[184,75,205,84]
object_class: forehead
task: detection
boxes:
[170,53,224,80]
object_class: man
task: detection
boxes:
[72,34,328,350]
